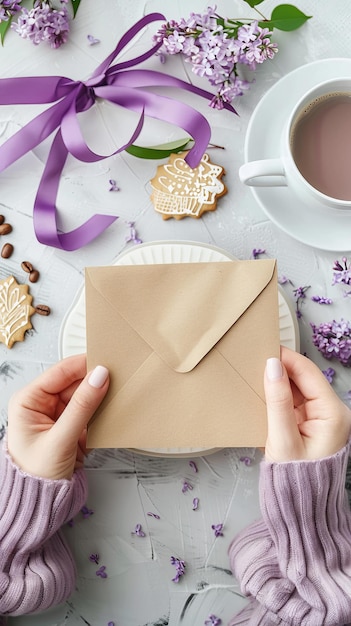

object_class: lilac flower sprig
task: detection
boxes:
[154,3,310,109]
[311,319,351,367]
[293,285,310,319]
[0,0,81,47]
[333,257,351,286]
[170,556,186,583]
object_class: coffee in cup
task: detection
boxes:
[239,77,351,212]
[291,92,351,200]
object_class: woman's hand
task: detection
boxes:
[7,354,109,480]
[264,346,351,462]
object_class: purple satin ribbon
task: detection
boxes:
[0,13,236,250]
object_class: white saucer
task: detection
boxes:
[59,241,299,457]
[244,59,351,252]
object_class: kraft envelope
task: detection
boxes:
[85,260,280,449]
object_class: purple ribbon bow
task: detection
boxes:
[0,13,236,250]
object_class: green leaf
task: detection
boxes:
[242,0,266,7]
[0,17,12,45]
[262,4,312,31]
[125,138,191,159]
[71,0,82,18]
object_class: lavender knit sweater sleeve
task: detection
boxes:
[0,446,87,617]
[228,443,351,626]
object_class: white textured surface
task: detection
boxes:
[0,0,350,624]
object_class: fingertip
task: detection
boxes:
[88,365,109,389]
[266,357,283,381]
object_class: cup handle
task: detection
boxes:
[239,159,286,187]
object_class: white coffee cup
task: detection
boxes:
[239,77,351,212]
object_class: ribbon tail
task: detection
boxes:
[34,130,117,251]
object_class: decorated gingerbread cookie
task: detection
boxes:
[0,276,35,348]
[150,151,226,220]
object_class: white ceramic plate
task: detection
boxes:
[59,241,299,457]
[244,58,351,252]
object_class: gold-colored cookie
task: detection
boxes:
[150,151,227,220]
[0,276,35,348]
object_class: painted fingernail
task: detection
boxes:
[88,365,109,388]
[266,358,283,381]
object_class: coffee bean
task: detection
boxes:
[21,261,33,273]
[29,269,40,283]
[35,304,51,316]
[0,215,4,225]
[0,223,12,236]
[1,243,14,259]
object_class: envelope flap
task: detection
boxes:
[86,260,276,373]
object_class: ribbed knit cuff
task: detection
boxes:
[229,443,351,625]
[0,446,88,615]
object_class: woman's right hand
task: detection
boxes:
[264,346,351,463]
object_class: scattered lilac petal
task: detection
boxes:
[239,456,252,466]
[125,221,142,244]
[182,480,193,493]
[107,622,115,626]
[322,367,335,384]
[211,523,224,537]
[109,178,120,191]
[132,523,146,537]
[87,33,100,45]
[81,505,94,519]
[96,565,108,578]
[252,248,266,259]
[147,512,161,519]
[311,295,333,305]
[192,497,199,510]
[205,615,222,626]
[67,518,74,527]
[170,556,186,582]
[344,390,351,405]
[89,553,100,565]
[189,460,198,472]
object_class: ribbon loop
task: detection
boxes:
[0,13,236,250]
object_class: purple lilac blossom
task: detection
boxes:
[211,523,224,537]
[0,0,22,21]
[239,456,252,466]
[132,523,146,537]
[322,367,335,383]
[252,248,265,259]
[189,460,198,472]
[192,497,199,510]
[205,615,222,626]
[96,565,108,578]
[154,7,277,108]
[182,480,193,493]
[333,257,351,286]
[12,1,70,48]
[81,505,94,518]
[311,319,351,367]
[170,556,186,582]
[311,295,333,305]
[89,553,100,565]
